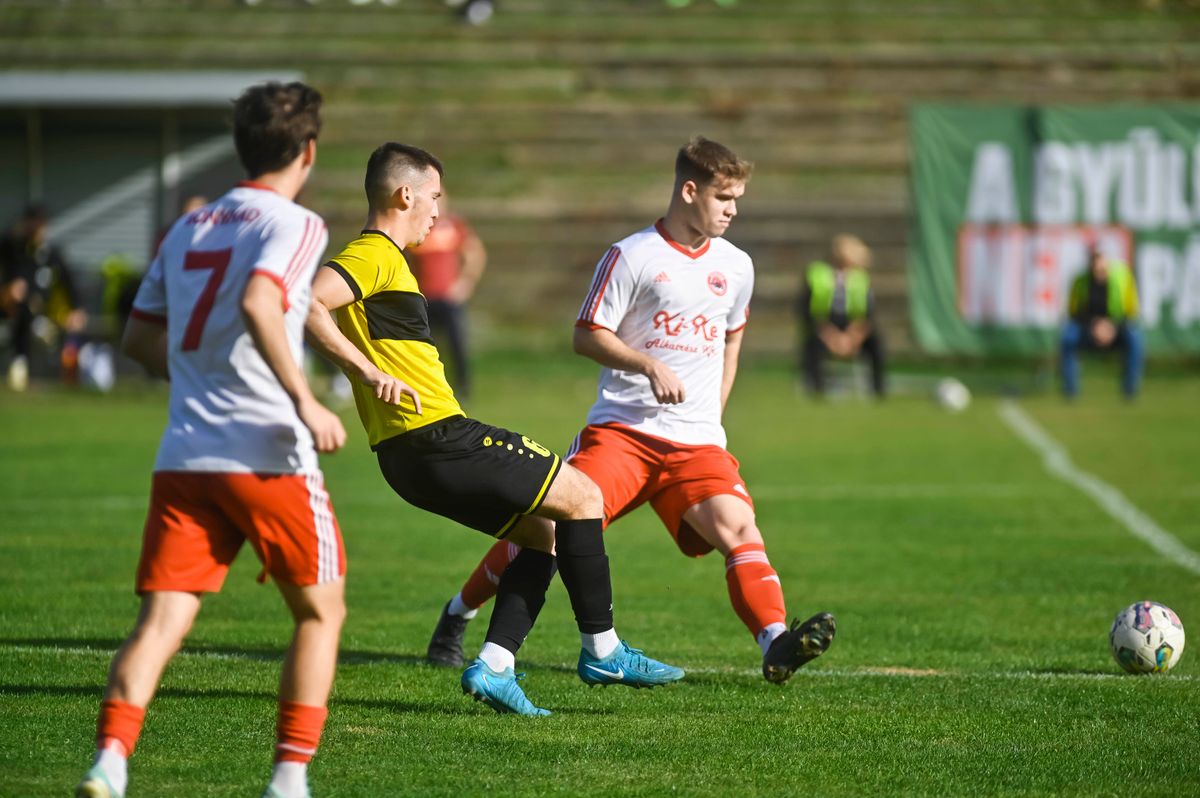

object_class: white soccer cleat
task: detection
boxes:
[75,765,123,798]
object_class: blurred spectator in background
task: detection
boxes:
[407,193,487,400]
[0,204,87,391]
[1060,245,1143,399]
[798,234,885,398]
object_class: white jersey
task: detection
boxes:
[576,220,753,448]
[131,183,328,474]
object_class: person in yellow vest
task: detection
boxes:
[1060,245,1143,398]
[798,234,885,397]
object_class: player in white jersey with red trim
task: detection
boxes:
[74,82,383,798]
[427,137,836,684]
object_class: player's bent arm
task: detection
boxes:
[121,316,169,379]
[242,273,346,453]
[305,265,422,413]
[572,324,684,404]
[721,327,745,413]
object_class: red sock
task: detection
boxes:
[97,699,146,757]
[724,543,787,638]
[275,701,328,764]
[460,541,521,609]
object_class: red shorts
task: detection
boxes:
[136,471,345,593]
[567,423,754,557]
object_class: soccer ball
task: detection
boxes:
[934,378,971,412]
[1109,601,1185,674]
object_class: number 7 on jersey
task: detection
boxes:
[181,248,233,351]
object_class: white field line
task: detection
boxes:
[998,400,1200,577]
[5,643,1194,682]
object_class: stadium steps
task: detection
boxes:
[3,0,1197,353]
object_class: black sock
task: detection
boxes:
[483,548,556,654]
[554,518,613,634]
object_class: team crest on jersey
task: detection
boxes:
[707,271,728,296]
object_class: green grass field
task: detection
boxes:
[2,355,1198,796]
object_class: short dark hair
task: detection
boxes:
[232,81,323,178]
[675,136,753,188]
[364,142,444,210]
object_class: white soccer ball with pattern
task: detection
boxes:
[1109,601,1185,674]
[934,378,970,412]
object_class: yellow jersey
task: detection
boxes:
[326,230,463,447]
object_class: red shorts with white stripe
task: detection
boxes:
[136,471,345,593]
[567,423,754,558]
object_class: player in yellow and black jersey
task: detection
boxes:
[304,142,682,716]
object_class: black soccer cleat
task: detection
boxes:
[426,601,470,667]
[762,612,837,684]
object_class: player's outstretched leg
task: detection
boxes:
[461,658,551,716]
[762,612,837,684]
[680,496,836,684]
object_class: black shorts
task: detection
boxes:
[376,415,563,538]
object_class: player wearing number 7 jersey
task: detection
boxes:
[76,82,356,798]
[428,137,836,685]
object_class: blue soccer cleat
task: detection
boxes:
[577,641,685,688]
[461,658,551,716]
[75,766,123,798]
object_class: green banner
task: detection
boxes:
[908,105,1200,354]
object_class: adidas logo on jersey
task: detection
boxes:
[654,272,671,283]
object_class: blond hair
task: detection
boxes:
[832,234,871,269]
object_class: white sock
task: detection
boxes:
[582,628,620,659]
[478,642,515,673]
[93,748,128,796]
[267,761,309,798]
[758,622,788,656]
[447,592,478,619]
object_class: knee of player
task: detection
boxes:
[716,519,764,551]
[132,612,195,650]
[318,594,348,625]
[509,515,555,553]
[574,474,604,518]
[300,595,348,628]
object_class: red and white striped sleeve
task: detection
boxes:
[250,209,328,310]
[576,245,635,332]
